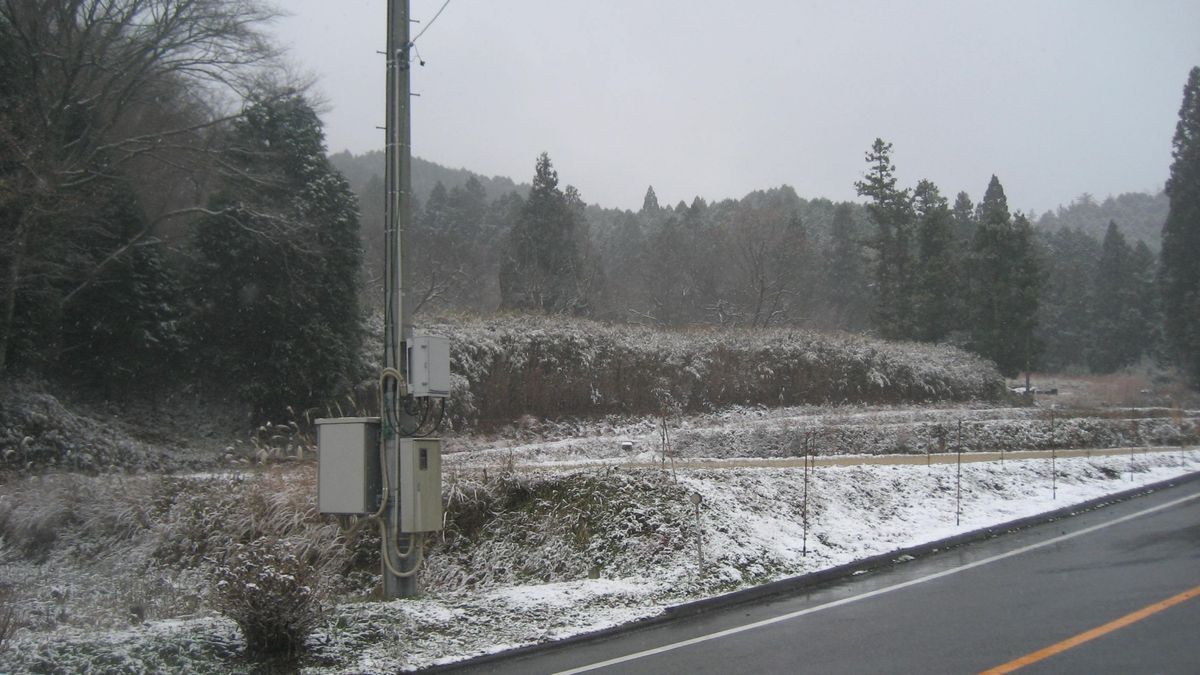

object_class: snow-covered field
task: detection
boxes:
[2,445,1196,673]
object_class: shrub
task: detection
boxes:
[211,538,326,658]
[0,381,169,474]
[418,314,1005,428]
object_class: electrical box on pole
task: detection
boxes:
[409,335,451,398]
[399,438,443,531]
[316,417,381,514]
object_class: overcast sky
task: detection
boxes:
[275,1,1200,215]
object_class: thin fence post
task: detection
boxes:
[1050,409,1057,500]
[932,425,943,474]
[802,434,810,557]
[1173,406,1184,467]
[956,419,963,527]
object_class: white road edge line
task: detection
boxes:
[554,489,1200,674]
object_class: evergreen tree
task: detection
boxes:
[854,139,916,340]
[596,211,646,322]
[1160,66,1200,386]
[1090,222,1142,372]
[820,203,871,331]
[641,186,661,214]
[450,177,488,238]
[358,174,386,293]
[912,180,959,342]
[1035,227,1100,372]
[0,0,280,373]
[1130,239,1162,361]
[499,153,594,314]
[1038,192,1169,249]
[967,176,1041,378]
[952,191,977,247]
[188,92,362,419]
[59,189,184,393]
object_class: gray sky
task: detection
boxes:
[275,1,1200,214]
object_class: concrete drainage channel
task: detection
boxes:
[422,469,1200,674]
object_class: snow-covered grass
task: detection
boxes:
[444,402,1199,467]
[0,378,257,476]
[0,382,177,474]
[1,445,1196,673]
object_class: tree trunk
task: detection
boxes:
[0,228,27,373]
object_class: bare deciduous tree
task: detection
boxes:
[0,0,283,370]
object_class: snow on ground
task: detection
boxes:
[318,451,1200,673]
[2,448,1194,673]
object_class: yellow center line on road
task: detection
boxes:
[979,584,1200,674]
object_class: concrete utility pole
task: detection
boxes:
[318,0,446,601]
[383,0,417,598]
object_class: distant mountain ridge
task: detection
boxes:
[328,150,529,206]
[330,149,1167,250]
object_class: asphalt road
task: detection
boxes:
[441,478,1200,674]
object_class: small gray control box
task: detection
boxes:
[316,417,381,514]
[408,335,451,397]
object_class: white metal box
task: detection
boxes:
[408,335,451,397]
[316,417,381,514]
[399,437,443,531]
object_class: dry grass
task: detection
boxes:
[1028,370,1199,409]
[151,468,348,576]
[427,469,694,590]
[0,588,15,654]
[0,467,367,635]
[432,314,1005,429]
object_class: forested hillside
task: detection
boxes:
[340,145,1169,380]
[1035,192,1168,249]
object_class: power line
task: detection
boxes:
[410,0,450,46]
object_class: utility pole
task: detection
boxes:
[316,0,447,602]
[383,0,417,598]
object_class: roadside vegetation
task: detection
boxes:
[433,314,1006,429]
[1,448,1196,672]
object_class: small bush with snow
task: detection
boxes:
[211,538,326,657]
